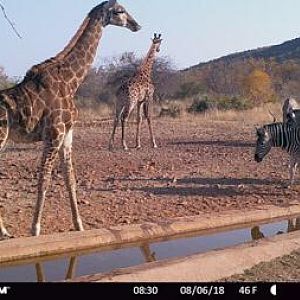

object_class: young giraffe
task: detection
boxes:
[0,0,141,238]
[109,33,163,151]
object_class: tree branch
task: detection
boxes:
[0,1,22,39]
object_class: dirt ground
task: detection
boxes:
[225,249,300,281]
[0,117,299,238]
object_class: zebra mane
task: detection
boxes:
[263,122,300,132]
[263,122,300,149]
[264,122,284,128]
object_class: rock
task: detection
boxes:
[79,199,90,205]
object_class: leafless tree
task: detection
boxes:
[0,1,22,38]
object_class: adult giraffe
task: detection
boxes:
[0,0,141,238]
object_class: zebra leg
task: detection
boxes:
[287,157,297,187]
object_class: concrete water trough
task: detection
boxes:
[0,203,300,281]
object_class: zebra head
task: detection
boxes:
[254,127,272,163]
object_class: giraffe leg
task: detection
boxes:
[35,263,46,282]
[108,117,119,151]
[108,106,124,151]
[31,138,62,236]
[135,102,143,149]
[121,114,129,151]
[143,101,157,148]
[0,108,9,151]
[121,105,134,151]
[59,129,84,232]
[65,256,78,280]
[0,218,12,238]
[0,112,12,238]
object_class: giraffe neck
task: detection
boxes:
[27,3,109,97]
[61,15,104,95]
[138,44,157,78]
[26,17,91,75]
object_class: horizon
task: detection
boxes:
[1,0,300,78]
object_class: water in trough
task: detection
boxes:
[0,218,299,282]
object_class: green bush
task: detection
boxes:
[216,96,254,111]
[188,99,212,113]
[187,95,254,114]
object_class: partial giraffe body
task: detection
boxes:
[282,96,300,127]
[0,0,141,238]
[109,33,163,151]
[286,109,300,127]
[255,122,300,187]
[282,97,300,123]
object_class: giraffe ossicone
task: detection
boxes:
[0,1,141,238]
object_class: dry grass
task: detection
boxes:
[78,103,114,121]
[190,102,282,125]
[77,99,283,127]
[157,101,283,126]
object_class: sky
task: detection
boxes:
[1,0,300,78]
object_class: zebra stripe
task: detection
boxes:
[255,122,300,186]
[265,123,300,151]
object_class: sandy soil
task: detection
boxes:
[0,118,299,238]
[225,249,300,282]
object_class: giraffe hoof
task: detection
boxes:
[75,220,84,231]
[31,224,41,236]
[136,145,142,150]
[153,144,158,149]
[0,229,13,239]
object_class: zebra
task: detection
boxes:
[282,97,300,123]
[254,122,300,187]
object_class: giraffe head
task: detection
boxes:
[102,0,141,32]
[152,33,163,52]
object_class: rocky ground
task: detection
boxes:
[0,117,298,237]
[225,249,300,281]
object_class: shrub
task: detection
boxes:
[216,96,254,111]
[187,95,254,114]
[187,96,214,113]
